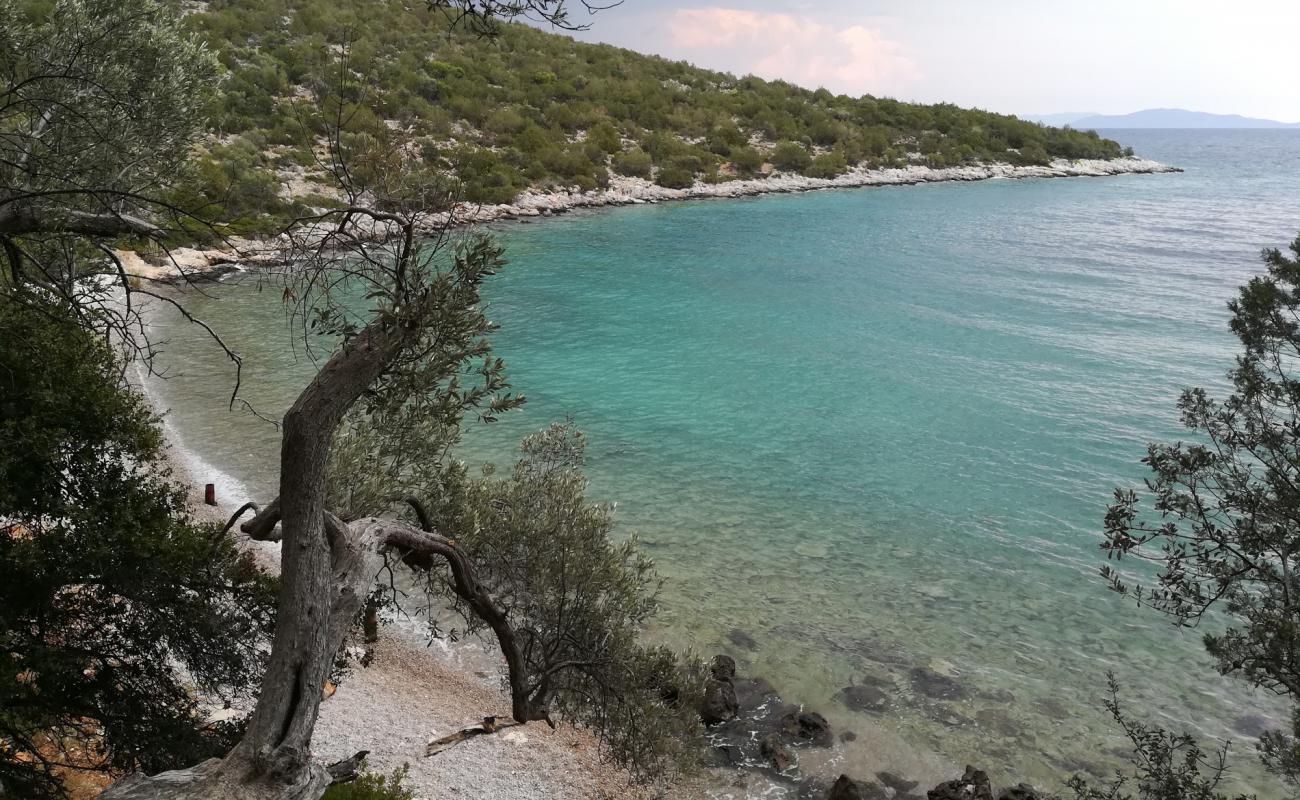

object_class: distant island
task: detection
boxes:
[1027,108,1300,129]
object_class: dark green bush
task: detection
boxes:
[805,151,848,179]
[654,164,694,189]
[770,140,812,172]
[322,768,413,800]
[729,145,765,175]
[614,148,653,178]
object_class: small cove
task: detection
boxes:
[146,130,1300,797]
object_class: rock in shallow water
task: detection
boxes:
[837,684,891,713]
[974,708,1020,737]
[727,628,760,651]
[781,709,833,747]
[711,653,737,681]
[760,732,795,772]
[926,703,974,728]
[978,687,1016,704]
[1232,712,1280,737]
[927,765,993,800]
[877,771,919,793]
[701,677,739,725]
[998,784,1048,800]
[910,666,969,700]
[828,774,888,800]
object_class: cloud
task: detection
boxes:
[666,7,918,96]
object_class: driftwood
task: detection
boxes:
[424,716,522,757]
[324,751,369,785]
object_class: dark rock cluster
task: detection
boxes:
[697,649,1059,800]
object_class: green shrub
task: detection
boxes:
[729,146,764,175]
[770,140,811,172]
[706,122,746,155]
[613,148,653,178]
[586,120,622,154]
[805,151,847,179]
[484,107,527,136]
[322,767,413,800]
[1015,142,1051,166]
[655,163,695,189]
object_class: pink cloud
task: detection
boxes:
[667,7,918,96]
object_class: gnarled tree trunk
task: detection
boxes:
[103,317,409,800]
[104,290,550,799]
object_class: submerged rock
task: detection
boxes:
[877,771,920,793]
[728,628,760,651]
[828,774,887,800]
[910,666,969,700]
[781,709,833,747]
[927,765,993,800]
[760,733,795,772]
[706,743,743,768]
[837,684,891,713]
[926,703,974,728]
[1233,712,1280,737]
[1032,697,1069,720]
[998,784,1048,800]
[733,676,780,708]
[974,708,1020,737]
[978,687,1016,704]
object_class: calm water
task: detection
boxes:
[148,130,1300,796]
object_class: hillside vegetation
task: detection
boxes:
[184,0,1129,231]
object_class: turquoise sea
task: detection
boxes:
[147,130,1300,796]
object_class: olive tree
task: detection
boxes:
[5,2,698,797]
[1101,235,1300,792]
[0,0,221,345]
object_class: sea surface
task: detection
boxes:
[146,130,1300,797]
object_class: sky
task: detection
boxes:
[547,0,1300,122]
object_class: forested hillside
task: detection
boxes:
[183,0,1128,230]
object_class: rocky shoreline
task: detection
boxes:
[131,154,1183,798]
[120,157,1179,284]
[700,653,1059,800]
[495,156,1179,222]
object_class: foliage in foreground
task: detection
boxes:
[326,308,706,780]
[333,402,707,779]
[0,296,277,799]
[1102,235,1300,794]
[454,423,707,776]
[322,767,413,800]
[1068,675,1253,800]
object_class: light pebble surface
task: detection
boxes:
[159,433,693,800]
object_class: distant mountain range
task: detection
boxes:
[1025,109,1300,129]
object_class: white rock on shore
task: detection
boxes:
[117,236,286,284]
[482,156,1180,223]
[129,156,1179,280]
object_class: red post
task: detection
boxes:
[204,483,217,506]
